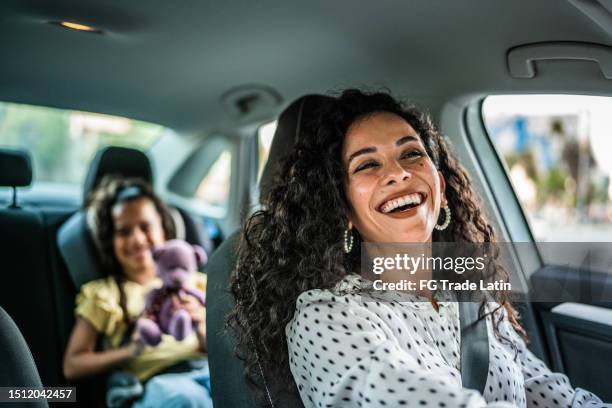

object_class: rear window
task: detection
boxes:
[0,101,164,186]
[482,95,612,242]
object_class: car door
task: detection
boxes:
[458,94,612,401]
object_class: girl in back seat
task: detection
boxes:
[63,176,213,408]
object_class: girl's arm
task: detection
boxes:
[62,317,142,380]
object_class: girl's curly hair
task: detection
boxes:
[228,89,526,402]
[86,175,176,323]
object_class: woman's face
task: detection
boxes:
[112,197,166,274]
[342,112,446,243]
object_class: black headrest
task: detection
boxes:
[258,94,334,200]
[83,146,153,202]
[0,148,32,187]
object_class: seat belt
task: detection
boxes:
[458,298,490,394]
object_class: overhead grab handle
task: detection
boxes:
[507,41,612,79]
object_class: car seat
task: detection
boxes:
[57,146,211,289]
[0,148,49,407]
[206,95,334,407]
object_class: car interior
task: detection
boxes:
[1,0,611,407]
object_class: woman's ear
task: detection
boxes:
[438,171,447,206]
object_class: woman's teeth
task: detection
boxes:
[381,193,423,213]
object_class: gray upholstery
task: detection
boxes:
[207,94,334,407]
[0,148,32,187]
[82,146,153,203]
[205,232,254,406]
[0,307,48,407]
[57,211,104,289]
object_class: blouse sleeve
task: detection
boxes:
[287,293,513,408]
[74,279,122,335]
[495,306,610,408]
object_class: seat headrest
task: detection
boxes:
[83,146,153,202]
[0,148,32,187]
[258,94,334,200]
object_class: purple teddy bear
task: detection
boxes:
[136,239,207,346]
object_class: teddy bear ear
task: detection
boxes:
[152,246,165,261]
[193,245,207,266]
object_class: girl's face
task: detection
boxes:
[342,112,446,243]
[112,197,165,275]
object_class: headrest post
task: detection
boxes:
[10,186,18,209]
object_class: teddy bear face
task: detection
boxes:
[153,239,206,288]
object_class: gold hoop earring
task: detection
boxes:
[343,229,354,253]
[435,204,451,231]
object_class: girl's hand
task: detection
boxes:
[176,294,207,351]
[127,327,145,357]
[178,294,206,325]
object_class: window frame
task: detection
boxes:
[443,97,543,279]
[167,133,239,221]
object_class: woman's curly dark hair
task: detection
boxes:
[87,175,176,323]
[228,89,526,402]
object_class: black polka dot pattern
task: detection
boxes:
[286,275,609,408]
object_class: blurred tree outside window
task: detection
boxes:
[0,101,164,186]
[483,95,612,242]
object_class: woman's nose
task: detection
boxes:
[382,160,412,185]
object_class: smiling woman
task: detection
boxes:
[342,111,446,244]
[229,89,610,408]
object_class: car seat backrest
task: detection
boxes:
[0,148,58,391]
[82,146,153,204]
[0,306,48,407]
[206,94,334,407]
[58,145,208,290]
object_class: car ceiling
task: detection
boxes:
[0,0,610,134]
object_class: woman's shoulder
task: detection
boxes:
[294,274,366,305]
[290,273,399,331]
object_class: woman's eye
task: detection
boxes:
[400,150,423,160]
[354,161,379,173]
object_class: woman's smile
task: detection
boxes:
[377,191,427,215]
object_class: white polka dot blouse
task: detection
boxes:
[286,274,608,408]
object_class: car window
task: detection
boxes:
[482,95,612,242]
[257,120,276,181]
[0,101,164,186]
[194,149,232,215]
